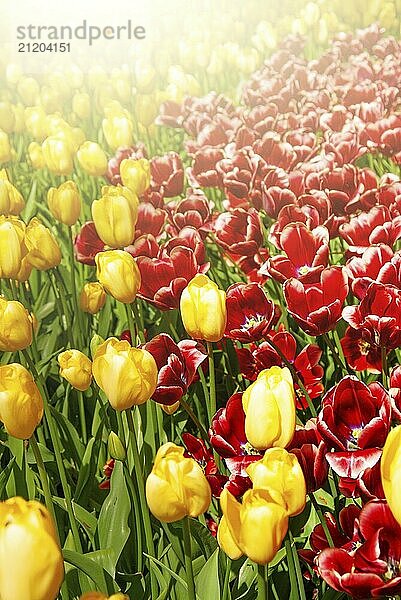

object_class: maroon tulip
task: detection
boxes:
[144,334,206,405]
[345,245,394,300]
[150,152,184,197]
[224,282,274,342]
[214,208,263,257]
[74,221,105,265]
[341,326,382,373]
[187,148,225,188]
[135,202,166,238]
[182,433,227,497]
[288,420,328,492]
[284,266,349,336]
[166,188,215,237]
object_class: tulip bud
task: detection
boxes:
[120,158,150,197]
[180,274,227,342]
[92,186,138,248]
[47,180,81,226]
[381,424,401,526]
[0,130,12,164]
[80,282,107,314]
[0,102,15,134]
[25,107,48,141]
[28,142,46,169]
[25,217,62,270]
[92,337,157,410]
[217,515,243,560]
[42,135,74,175]
[102,116,133,150]
[90,333,105,358]
[58,349,92,391]
[17,76,40,105]
[72,92,91,119]
[0,363,43,438]
[0,216,25,278]
[14,255,34,282]
[0,496,64,600]
[0,297,33,351]
[108,431,126,461]
[219,487,288,565]
[95,250,141,303]
[161,401,180,415]
[77,141,108,177]
[246,448,306,516]
[242,366,296,451]
[0,177,24,216]
[146,442,211,522]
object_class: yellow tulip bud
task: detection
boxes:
[102,116,134,150]
[217,515,243,560]
[146,442,211,522]
[180,274,227,342]
[17,77,40,105]
[92,337,157,410]
[11,104,25,133]
[0,497,63,599]
[25,107,48,141]
[0,297,33,352]
[28,142,46,169]
[0,178,24,216]
[134,94,159,128]
[0,363,43,438]
[0,102,15,134]
[47,180,81,226]
[77,141,108,177]
[58,349,92,391]
[0,216,25,279]
[381,424,401,526]
[242,366,296,450]
[72,92,91,119]
[25,217,62,270]
[80,282,107,314]
[246,448,306,516]
[92,187,138,248]
[0,131,12,165]
[107,431,126,461]
[42,135,74,176]
[14,256,34,283]
[120,158,150,197]
[219,487,288,565]
[134,60,157,93]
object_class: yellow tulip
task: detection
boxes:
[381,424,401,526]
[92,185,138,248]
[96,250,141,303]
[58,349,93,391]
[92,337,157,410]
[0,497,64,600]
[77,141,108,177]
[146,442,211,522]
[0,363,43,439]
[47,180,81,226]
[242,366,296,450]
[180,274,227,342]
[0,297,33,352]
[42,135,74,176]
[17,76,40,105]
[72,92,91,119]
[14,256,34,283]
[102,116,134,149]
[80,282,107,314]
[28,142,46,169]
[80,594,128,600]
[25,217,62,270]
[219,487,288,565]
[0,102,15,134]
[134,94,160,128]
[0,216,25,279]
[246,448,306,516]
[217,515,243,560]
[24,107,48,141]
[0,131,12,164]
[120,158,151,197]
[0,178,24,215]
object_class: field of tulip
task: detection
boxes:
[3,1,401,599]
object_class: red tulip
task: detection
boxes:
[214,208,263,257]
[74,221,105,265]
[224,283,274,343]
[150,152,184,197]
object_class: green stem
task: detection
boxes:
[286,532,306,600]
[309,494,334,547]
[323,333,348,375]
[222,556,232,600]
[182,516,197,600]
[180,397,209,441]
[381,346,388,388]
[125,303,137,346]
[125,407,157,598]
[77,391,87,445]
[52,269,74,347]
[30,434,59,541]
[207,341,216,420]
[67,226,83,347]
[257,563,269,600]
[132,300,145,344]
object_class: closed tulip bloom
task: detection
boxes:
[0,297,33,351]
[381,424,401,526]
[0,130,12,164]
[47,180,81,226]
[14,256,33,283]
[0,363,43,439]
[219,487,288,565]
[0,216,25,279]
[92,185,138,248]
[102,116,134,149]
[180,274,227,342]
[0,176,24,215]
[77,141,108,177]
[58,349,93,391]
[95,250,141,303]
[0,497,64,600]
[242,366,296,451]
[25,217,62,270]
[80,282,107,314]
[120,158,151,197]
[42,135,73,175]
[28,142,46,169]
[0,102,15,134]
[24,107,48,141]
[72,92,91,119]
[146,442,211,522]
[92,338,157,410]
[246,448,306,516]
[217,515,243,560]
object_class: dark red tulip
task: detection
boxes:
[187,148,225,188]
[166,188,214,237]
[74,221,105,265]
[135,202,166,238]
[288,420,328,492]
[182,433,228,497]
[341,326,382,373]
[214,208,263,257]
[150,152,184,197]
[224,282,275,343]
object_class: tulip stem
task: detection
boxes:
[323,333,348,375]
[222,556,232,600]
[30,434,59,541]
[309,493,334,547]
[132,300,146,344]
[125,303,138,345]
[207,342,217,420]
[180,397,209,441]
[66,226,84,348]
[381,346,388,388]
[285,532,306,600]
[257,563,269,600]
[125,408,158,599]
[182,516,197,600]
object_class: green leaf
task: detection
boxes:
[196,548,221,600]
[63,549,109,594]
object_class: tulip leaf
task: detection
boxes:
[97,460,131,576]
[196,548,221,600]
[0,458,15,500]
[190,517,218,560]
[63,549,109,594]
[6,435,24,469]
